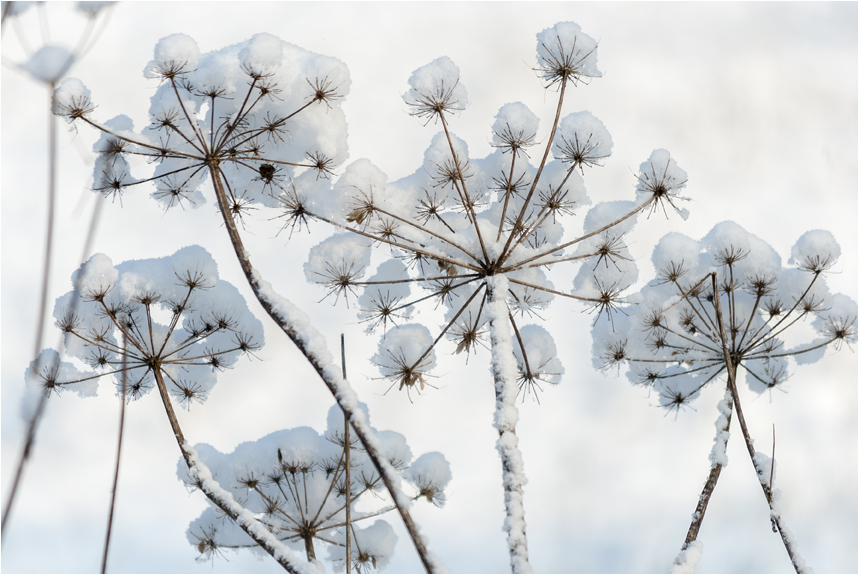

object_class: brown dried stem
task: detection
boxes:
[208,162,439,573]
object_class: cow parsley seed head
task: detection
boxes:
[301,22,687,403]
[52,77,96,120]
[41,246,263,409]
[635,149,689,219]
[180,404,449,568]
[403,56,468,122]
[536,21,602,89]
[592,222,855,410]
[55,33,350,220]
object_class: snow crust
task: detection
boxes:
[487,275,533,574]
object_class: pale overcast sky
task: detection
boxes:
[2,3,856,573]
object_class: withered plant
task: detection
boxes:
[181,403,450,572]
[294,21,691,572]
[592,222,856,573]
[51,31,442,572]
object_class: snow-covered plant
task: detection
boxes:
[25,246,328,572]
[52,32,442,572]
[592,222,856,573]
[180,403,450,572]
[40,245,263,407]
[297,21,690,572]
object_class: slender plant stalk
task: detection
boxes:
[710,273,809,574]
[2,90,58,537]
[341,334,352,574]
[208,163,438,573]
[101,335,128,573]
[676,386,734,560]
[150,368,311,574]
[2,187,104,539]
[486,275,532,574]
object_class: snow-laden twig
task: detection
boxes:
[673,386,733,570]
[212,162,446,574]
[486,275,532,574]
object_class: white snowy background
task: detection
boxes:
[2,2,856,573]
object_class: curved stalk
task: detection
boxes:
[151,367,316,574]
[208,162,443,573]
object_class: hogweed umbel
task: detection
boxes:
[297,21,690,572]
[592,222,855,573]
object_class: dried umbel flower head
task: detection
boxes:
[302,22,688,406]
[53,32,349,214]
[592,221,855,411]
[36,246,263,407]
[180,404,450,569]
[536,21,602,89]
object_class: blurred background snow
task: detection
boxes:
[2,2,856,573]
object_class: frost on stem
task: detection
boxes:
[179,404,450,570]
[33,246,263,408]
[670,540,703,574]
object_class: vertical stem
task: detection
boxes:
[710,274,810,574]
[486,275,532,574]
[101,335,128,573]
[2,89,58,537]
[342,334,351,574]
[304,536,316,561]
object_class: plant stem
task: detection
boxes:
[710,274,810,574]
[101,336,128,573]
[2,90,58,538]
[486,275,532,574]
[208,162,441,573]
[675,385,733,563]
[342,334,352,574]
[150,366,314,573]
